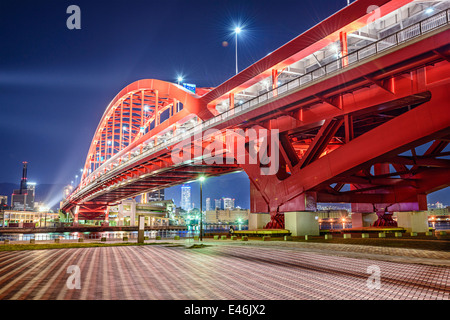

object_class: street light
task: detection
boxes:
[199,176,206,241]
[177,76,183,85]
[234,27,242,74]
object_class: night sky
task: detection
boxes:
[1,0,448,208]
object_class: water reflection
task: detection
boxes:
[0,224,248,241]
[0,222,447,241]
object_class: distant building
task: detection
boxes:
[214,198,221,210]
[0,196,9,212]
[0,196,7,206]
[205,198,211,211]
[181,185,191,212]
[205,208,249,224]
[107,199,175,227]
[223,197,235,209]
[147,189,165,202]
[11,162,35,211]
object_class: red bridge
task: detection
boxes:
[61,0,450,233]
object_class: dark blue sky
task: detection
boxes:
[0,0,448,207]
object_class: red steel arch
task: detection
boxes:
[80,79,213,187]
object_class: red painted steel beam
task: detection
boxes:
[275,84,450,210]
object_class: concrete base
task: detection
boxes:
[396,211,428,233]
[248,213,271,230]
[351,212,378,228]
[284,211,319,237]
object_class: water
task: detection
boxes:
[0,224,248,241]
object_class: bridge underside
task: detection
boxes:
[74,162,240,220]
[246,64,450,228]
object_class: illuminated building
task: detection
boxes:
[147,189,164,202]
[214,199,221,210]
[180,185,191,212]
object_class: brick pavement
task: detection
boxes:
[0,241,448,300]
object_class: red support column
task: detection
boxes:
[344,114,354,143]
[340,31,348,67]
[229,93,234,110]
[73,206,79,226]
[104,206,110,226]
[272,69,280,97]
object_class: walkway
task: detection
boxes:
[0,240,448,300]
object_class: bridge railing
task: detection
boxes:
[71,8,449,201]
[222,8,449,121]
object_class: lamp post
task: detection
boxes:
[234,27,242,74]
[177,76,183,85]
[199,176,206,241]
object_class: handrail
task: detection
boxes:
[229,8,449,113]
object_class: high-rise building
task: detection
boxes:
[11,162,35,211]
[180,185,191,212]
[148,189,165,202]
[205,198,211,211]
[214,198,221,210]
[223,197,235,210]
